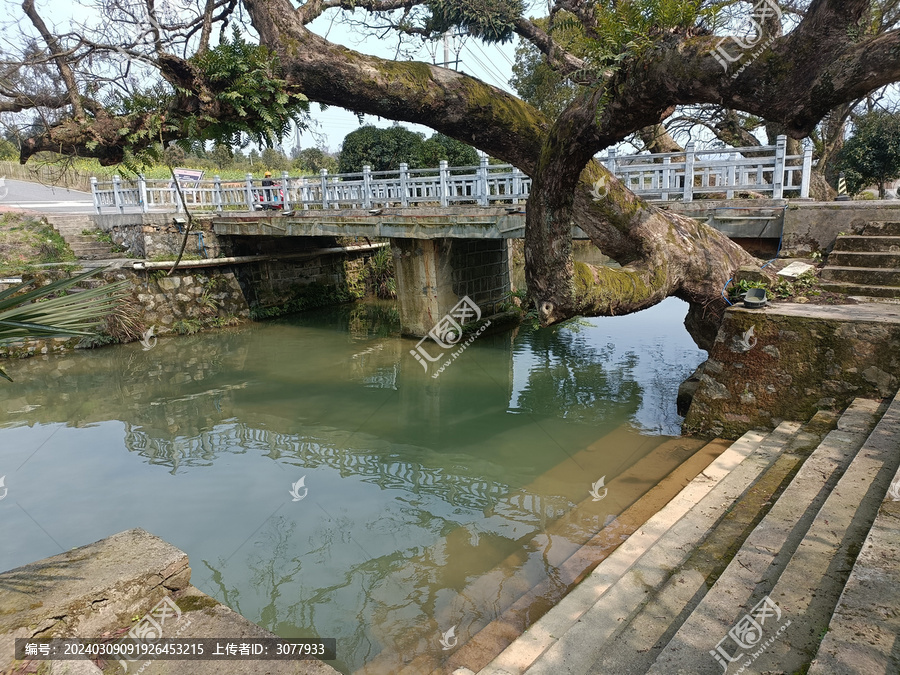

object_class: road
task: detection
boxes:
[0,178,95,213]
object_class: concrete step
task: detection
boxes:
[66,237,103,247]
[821,265,900,286]
[861,221,900,236]
[54,224,96,233]
[831,235,900,253]
[475,424,794,675]
[358,431,710,675]
[513,424,804,675]
[646,397,888,675]
[807,390,900,675]
[582,412,839,675]
[827,250,900,268]
[749,392,900,674]
[819,282,900,299]
[437,437,722,675]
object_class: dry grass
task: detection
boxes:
[0,213,76,275]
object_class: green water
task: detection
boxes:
[0,298,705,673]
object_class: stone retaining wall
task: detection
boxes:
[98,213,227,259]
[684,303,900,438]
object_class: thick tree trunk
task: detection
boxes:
[522,93,757,344]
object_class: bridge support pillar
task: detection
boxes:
[390,238,512,337]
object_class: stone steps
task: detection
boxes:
[823,227,900,299]
[861,221,900,236]
[830,235,900,253]
[821,266,900,286]
[807,393,900,675]
[828,251,900,268]
[751,391,900,674]
[646,397,885,674]
[581,410,839,675]
[818,282,900,299]
[41,213,129,260]
[467,425,791,675]
[459,393,900,675]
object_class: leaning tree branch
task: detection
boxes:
[295,0,413,26]
[512,17,587,78]
[21,0,85,120]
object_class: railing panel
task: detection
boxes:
[91,142,812,212]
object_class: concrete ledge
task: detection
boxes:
[0,529,339,675]
[684,303,900,438]
[0,529,189,642]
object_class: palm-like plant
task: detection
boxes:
[0,268,127,381]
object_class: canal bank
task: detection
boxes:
[4,210,900,673]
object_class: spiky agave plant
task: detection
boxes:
[0,268,127,381]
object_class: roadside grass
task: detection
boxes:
[0,212,76,275]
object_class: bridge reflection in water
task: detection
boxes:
[0,298,705,674]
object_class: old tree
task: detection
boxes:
[4,0,900,345]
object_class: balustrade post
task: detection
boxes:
[300,177,310,210]
[605,148,617,175]
[244,173,255,211]
[661,158,670,201]
[138,173,149,213]
[362,165,372,209]
[478,155,489,206]
[773,135,787,199]
[113,175,127,214]
[727,153,737,199]
[281,170,291,211]
[320,169,330,209]
[399,163,409,207]
[800,144,813,199]
[90,177,101,214]
[512,167,522,204]
[213,175,223,212]
[439,160,449,207]
[683,142,695,203]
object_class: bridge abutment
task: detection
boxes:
[391,237,513,336]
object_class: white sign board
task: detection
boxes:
[777,261,815,278]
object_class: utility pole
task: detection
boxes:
[438,31,460,69]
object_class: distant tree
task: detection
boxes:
[420,133,479,167]
[211,143,233,170]
[293,147,338,173]
[836,110,900,197]
[162,144,185,166]
[0,138,17,161]
[248,149,261,167]
[338,125,427,173]
[260,147,289,172]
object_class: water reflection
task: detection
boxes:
[0,297,705,674]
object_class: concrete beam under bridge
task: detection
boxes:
[211,206,590,240]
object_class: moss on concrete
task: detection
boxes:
[684,304,900,438]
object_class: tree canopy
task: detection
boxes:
[338,125,478,173]
[836,110,900,197]
[3,0,900,341]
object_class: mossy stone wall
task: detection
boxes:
[684,303,900,438]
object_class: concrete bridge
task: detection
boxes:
[88,139,819,336]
